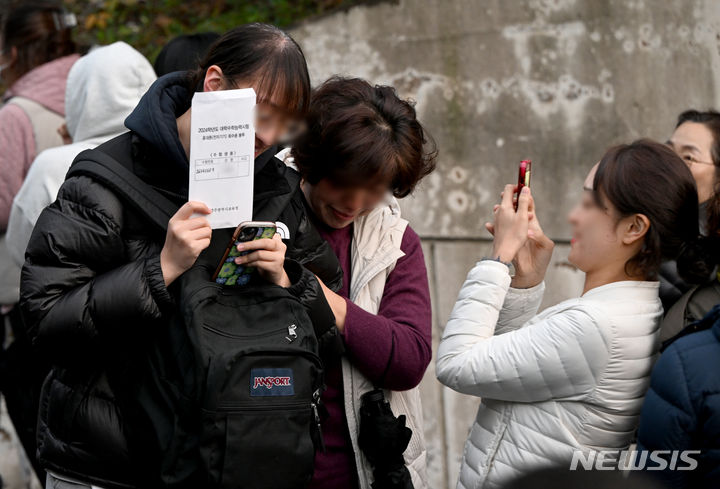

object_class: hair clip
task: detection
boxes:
[52,11,77,31]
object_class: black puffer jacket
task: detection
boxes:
[19,72,342,488]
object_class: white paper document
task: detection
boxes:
[188,88,256,229]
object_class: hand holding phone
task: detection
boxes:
[213,221,277,285]
[235,233,290,287]
[514,160,531,211]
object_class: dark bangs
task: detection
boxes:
[189,23,310,118]
[248,37,310,118]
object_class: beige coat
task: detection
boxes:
[341,196,428,489]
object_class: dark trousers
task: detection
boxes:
[0,306,49,487]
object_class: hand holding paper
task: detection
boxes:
[160,201,212,286]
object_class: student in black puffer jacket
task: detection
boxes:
[19,24,342,489]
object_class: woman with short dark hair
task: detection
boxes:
[287,76,437,489]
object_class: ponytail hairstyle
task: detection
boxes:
[675,110,720,243]
[188,23,310,119]
[593,139,716,283]
[0,2,77,82]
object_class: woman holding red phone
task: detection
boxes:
[437,140,713,488]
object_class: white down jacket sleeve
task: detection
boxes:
[495,278,545,334]
[436,260,609,403]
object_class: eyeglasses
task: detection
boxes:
[665,141,715,167]
[681,154,715,166]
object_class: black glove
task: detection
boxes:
[358,390,414,489]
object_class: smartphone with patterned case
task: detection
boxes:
[213,221,277,285]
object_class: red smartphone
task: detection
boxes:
[515,159,532,211]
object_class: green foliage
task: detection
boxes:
[63,0,362,65]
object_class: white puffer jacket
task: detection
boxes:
[436,260,663,489]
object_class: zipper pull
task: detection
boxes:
[285,324,298,343]
[312,402,327,453]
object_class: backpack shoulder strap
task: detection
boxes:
[661,280,720,351]
[67,146,177,232]
[660,285,699,341]
[7,96,64,153]
[662,301,720,351]
[660,285,700,343]
[686,279,720,319]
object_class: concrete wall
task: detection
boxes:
[291,1,720,487]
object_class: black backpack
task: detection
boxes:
[67,140,327,489]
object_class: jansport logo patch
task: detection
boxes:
[250,368,294,396]
[253,376,291,389]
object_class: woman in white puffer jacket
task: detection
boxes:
[437,140,713,489]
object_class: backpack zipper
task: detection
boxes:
[217,400,309,411]
[202,323,289,340]
[217,397,326,452]
[312,388,326,453]
[285,324,298,343]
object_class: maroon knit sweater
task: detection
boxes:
[308,221,432,489]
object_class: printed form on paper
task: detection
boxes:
[188,88,256,229]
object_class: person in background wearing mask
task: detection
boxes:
[0,2,79,232]
[660,110,720,314]
[437,140,709,488]
[19,24,340,489]
[153,32,220,77]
